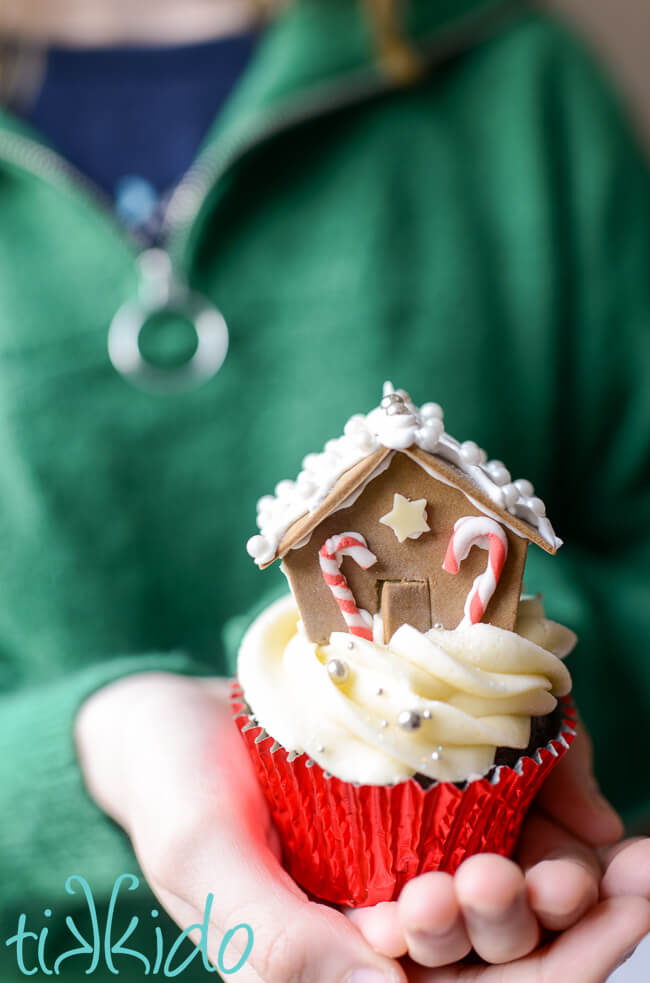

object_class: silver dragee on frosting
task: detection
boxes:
[246,382,561,567]
[237,594,575,785]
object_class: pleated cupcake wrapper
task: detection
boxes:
[231,682,576,908]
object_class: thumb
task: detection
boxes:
[536,722,623,846]
[142,820,407,983]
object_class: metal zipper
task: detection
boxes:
[0,67,388,264]
[162,64,397,265]
[0,0,521,392]
[0,128,141,249]
[0,0,520,265]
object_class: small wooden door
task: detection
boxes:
[381,580,431,644]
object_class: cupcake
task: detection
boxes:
[236,384,576,907]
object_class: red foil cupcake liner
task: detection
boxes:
[231,682,576,908]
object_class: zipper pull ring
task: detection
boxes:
[108,249,229,394]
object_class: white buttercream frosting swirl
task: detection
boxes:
[237,594,574,785]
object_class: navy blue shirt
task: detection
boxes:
[23,34,257,240]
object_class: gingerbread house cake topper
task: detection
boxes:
[247,383,561,645]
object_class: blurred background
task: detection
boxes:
[542,0,650,150]
[542,2,650,978]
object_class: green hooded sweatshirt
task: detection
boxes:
[1,0,650,977]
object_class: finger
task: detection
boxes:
[345,902,408,959]
[405,897,650,983]
[454,855,539,963]
[398,872,471,967]
[601,837,650,900]
[517,811,600,930]
[536,725,623,846]
[535,897,650,983]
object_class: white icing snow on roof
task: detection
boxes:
[247,383,561,566]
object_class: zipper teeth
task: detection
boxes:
[162,64,390,256]
[0,128,143,248]
[0,130,111,219]
[0,0,521,265]
[163,0,522,260]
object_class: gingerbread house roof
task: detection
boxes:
[247,384,562,568]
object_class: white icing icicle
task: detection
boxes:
[246,382,562,566]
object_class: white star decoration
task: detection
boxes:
[380,493,430,543]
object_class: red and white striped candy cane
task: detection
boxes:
[442,516,508,628]
[319,532,377,641]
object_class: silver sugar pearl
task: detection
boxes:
[386,402,409,416]
[380,720,389,728]
[380,393,403,408]
[431,751,441,761]
[422,710,432,720]
[347,640,355,650]
[327,658,349,683]
[433,623,443,630]
[397,710,422,731]
[316,744,325,754]
[376,687,385,696]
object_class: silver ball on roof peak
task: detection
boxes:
[398,710,422,731]
[381,392,403,408]
[327,658,349,683]
[386,402,410,416]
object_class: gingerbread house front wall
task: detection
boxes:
[282,453,528,645]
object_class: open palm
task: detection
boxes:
[76,674,650,983]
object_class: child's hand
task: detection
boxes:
[348,727,650,980]
[75,673,407,983]
[76,676,649,983]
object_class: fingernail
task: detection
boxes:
[346,970,391,983]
